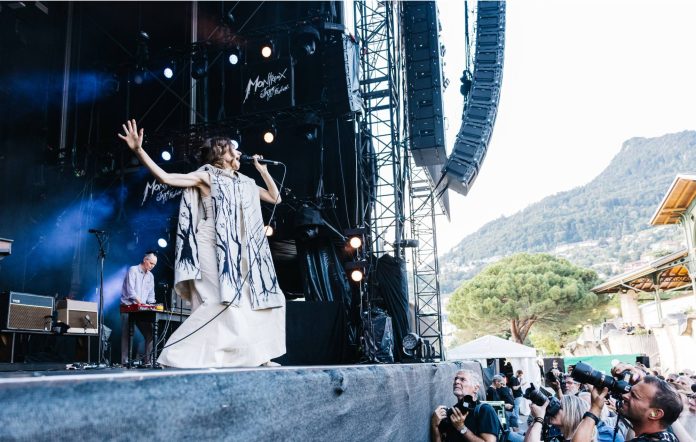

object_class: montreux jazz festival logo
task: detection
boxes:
[142,179,183,206]
[243,68,290,103]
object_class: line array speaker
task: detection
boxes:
[403,1,447,167]
[443,1,506,195]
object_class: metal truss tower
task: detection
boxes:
[407,161,444,360]
[354,0,406,259]
[355,0,444,361]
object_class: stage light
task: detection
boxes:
[157,238,168,248]
[228,46,241,65]
[260,39,274,58]
[263,125,277,144]
[402,332,422,356]
[349,236,362,249]
[163,67,174,79]
[293,26,320,57]
[299,113,321,142]
[191,44,209,80]
[160,142,173,162]
[350,269,363,282]
[133,68,147,85]
[344,260,367,283]
[344,227,367,250]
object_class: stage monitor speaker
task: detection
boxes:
[0,291,54,331]
[636,355,650,368]
[56,299,98,334]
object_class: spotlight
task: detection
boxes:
[344,227,367,250]
[157,238,168,248]
[133,69,147,85]
[228,46,241,65]
[263,125,277,144]
[344,260,367,283]
[160,142,173,162]
[135,31,150,70]
[293,26,320,57]
[298,113,321,142]
[402,332,422,357]
[349,269,362,282]
[191,44,209,80]
[394,239,419,248]
[349,236,362,249]
[162,63,174,79]
[264,220,276,237]
[260,39,274,58]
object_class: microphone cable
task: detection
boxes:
[161,162,286,350]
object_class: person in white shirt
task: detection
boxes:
[120,251,157,365]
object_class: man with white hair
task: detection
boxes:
[431,369,501,442]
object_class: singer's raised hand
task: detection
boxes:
[118,119,144,152]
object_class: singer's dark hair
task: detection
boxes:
[199,137,236,168]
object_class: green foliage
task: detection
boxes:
[440,131,696,293]
[529,331,562,356]
[448,253,605,343]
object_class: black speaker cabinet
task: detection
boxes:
[0,292,54,331]
[636,355,650,368]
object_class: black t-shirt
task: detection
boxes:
[629,430,679,442]
[485,386,501,401]
[498,386,514,406]
[438,402,502,442]
[509,376,522,398]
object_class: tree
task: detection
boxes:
[447,253,605,343]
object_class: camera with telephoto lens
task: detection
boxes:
[444,395,477,420]
[523,383,562,418]
[570,361,631,397]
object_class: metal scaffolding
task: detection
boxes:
[354,0,406,260]
[355,0,444,361]
[407,160,444,360]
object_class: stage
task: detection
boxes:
[0,361,478,441]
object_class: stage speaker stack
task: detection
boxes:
[56,299,98,334]
[442,1,506,196]
[0,291,54,331]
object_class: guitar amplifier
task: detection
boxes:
[0,291,54,331]
[57,299,98,334]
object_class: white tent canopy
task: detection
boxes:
[448,335,542,398]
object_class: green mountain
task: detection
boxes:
[439,130,696,294]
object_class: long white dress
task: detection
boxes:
[157,195,286,368]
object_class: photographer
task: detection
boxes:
[431,369,502,442]
[523,388,624,442]
[571,364,691,442]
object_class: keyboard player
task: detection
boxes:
[121,251,158,365]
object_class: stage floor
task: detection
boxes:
[0,360,480,441]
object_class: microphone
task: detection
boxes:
[240,154,281,166]
[88,228,106,234]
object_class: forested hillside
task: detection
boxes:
[440,131,696,293]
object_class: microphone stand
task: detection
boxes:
[92,231,108,368]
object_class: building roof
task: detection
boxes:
[650,174,696,225]
[592,249,691,295]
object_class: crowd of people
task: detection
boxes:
[431,361,696,442]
